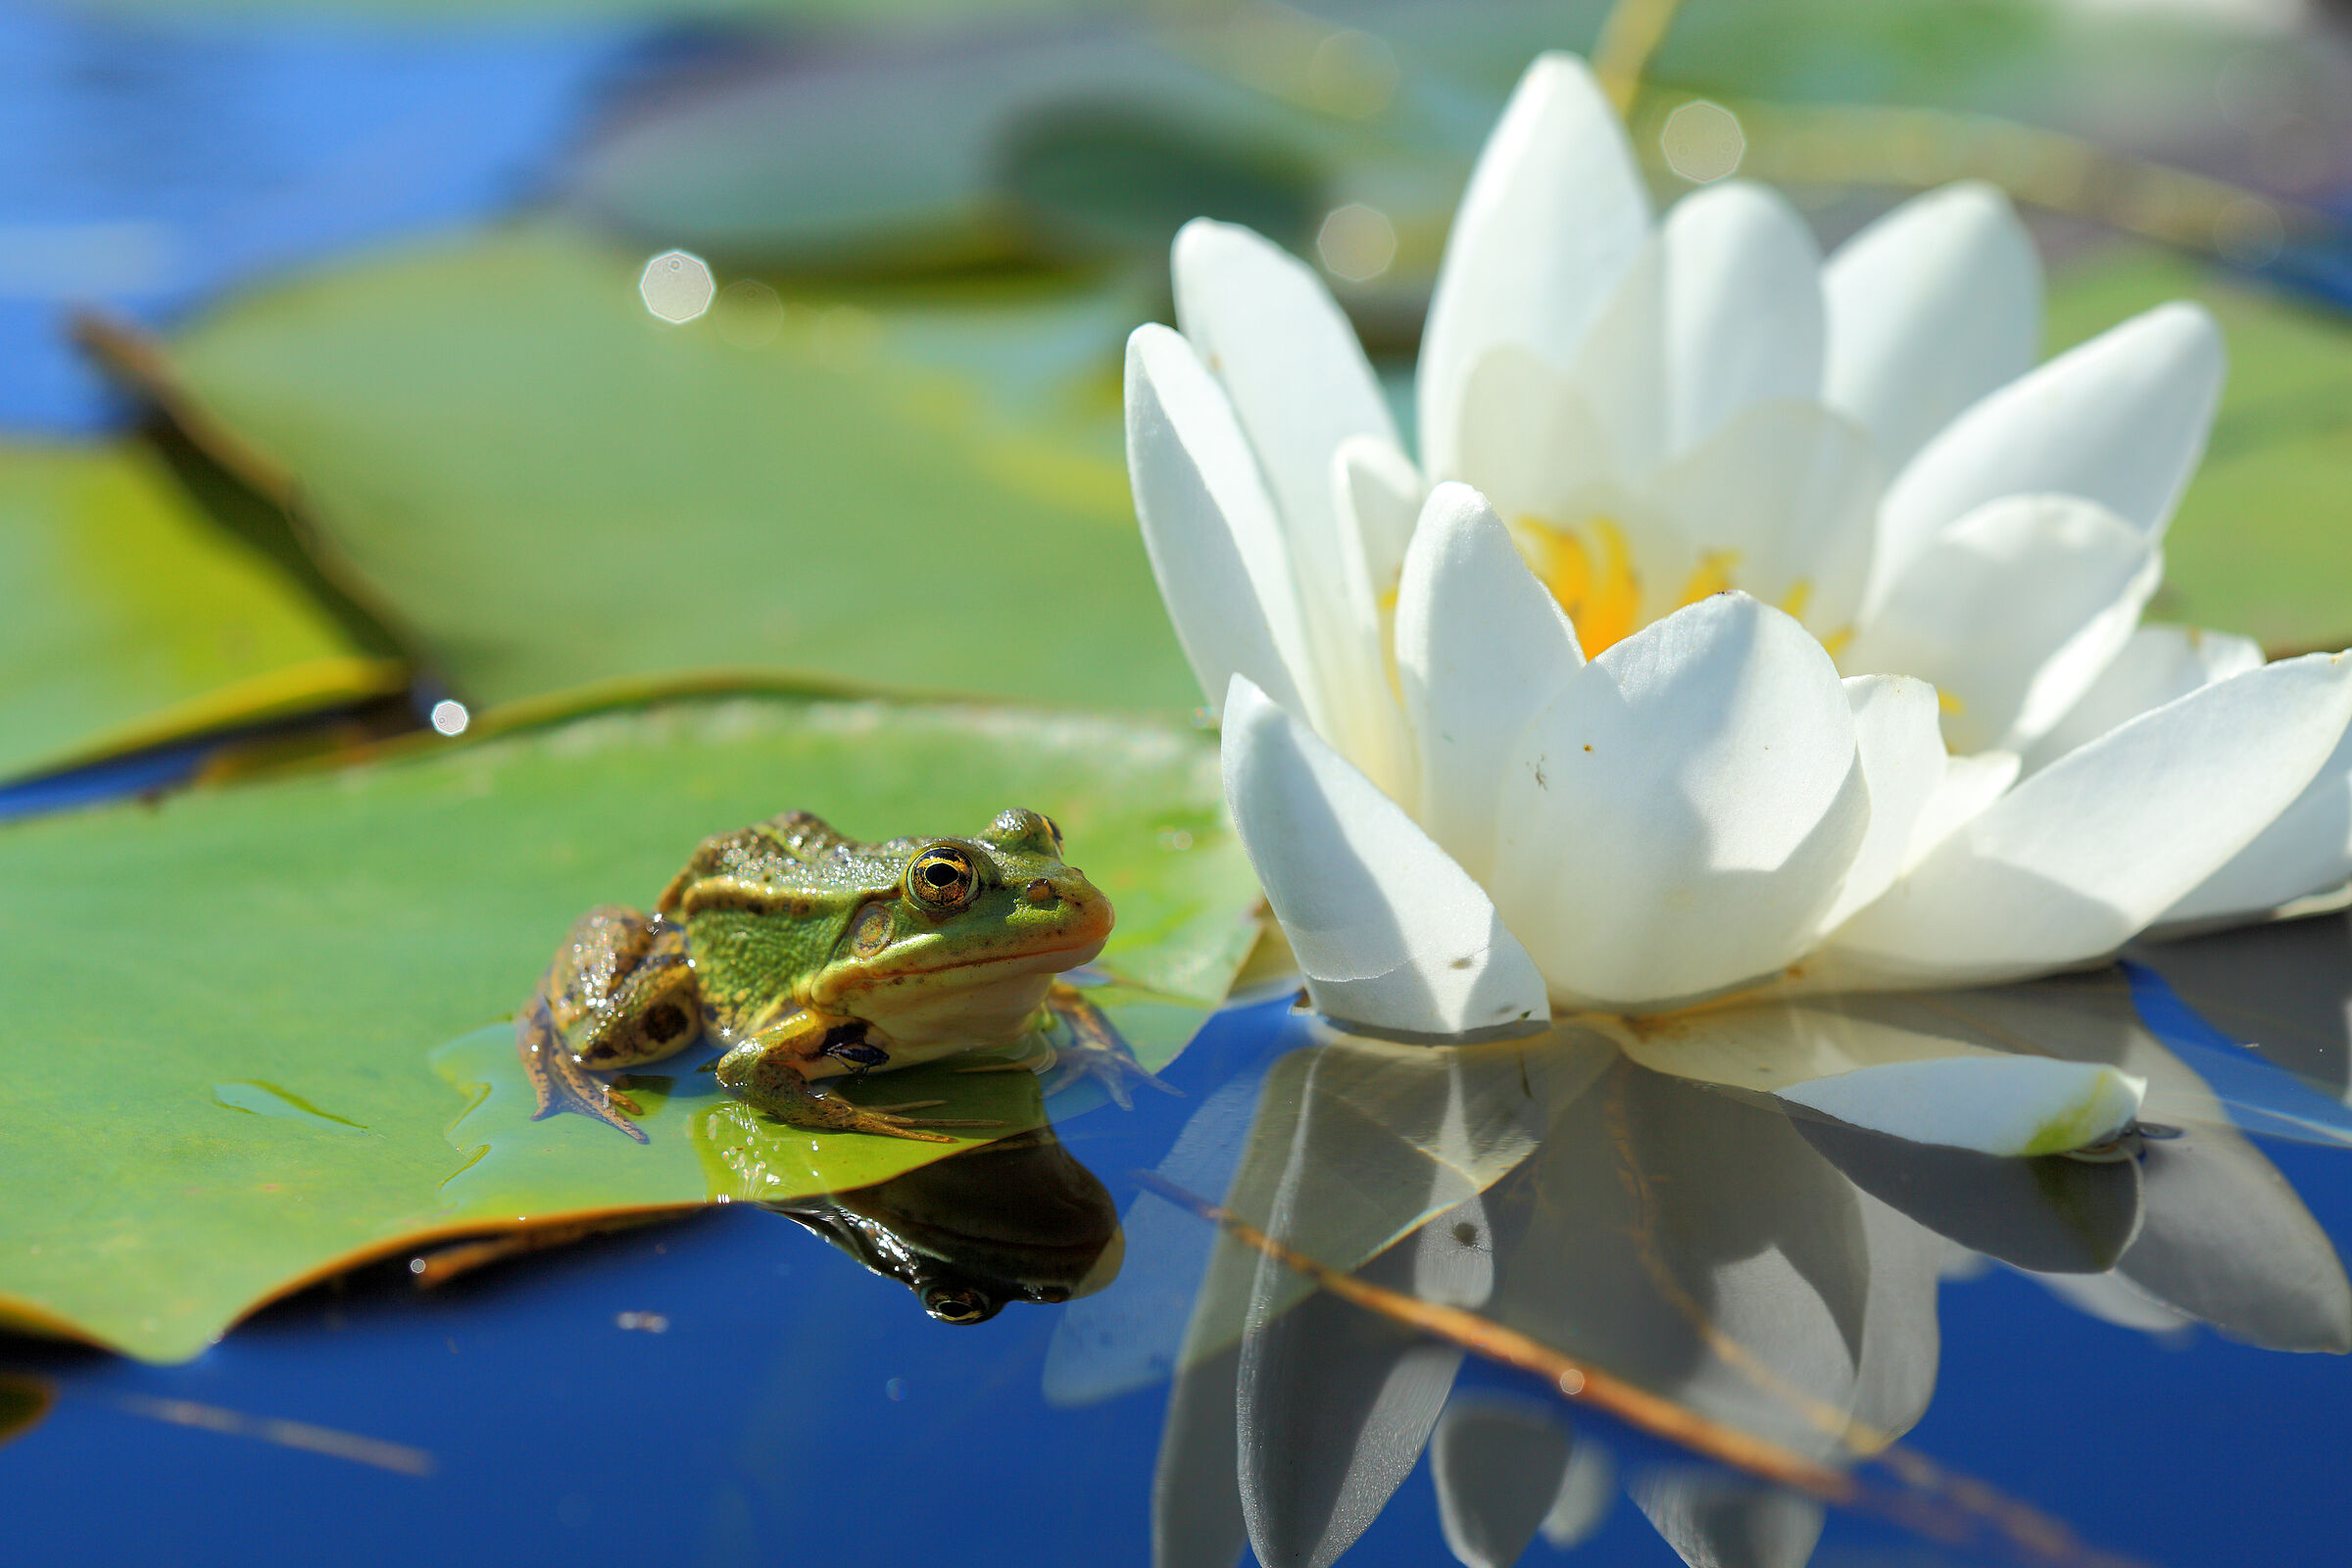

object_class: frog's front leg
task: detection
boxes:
[713,1011,996,1143]
[518,906,702,1143]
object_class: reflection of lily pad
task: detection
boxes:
[429,1022,1049,1220]
[0,695,1256,1362]
[0,443,400,782]
[163,225,1197,713]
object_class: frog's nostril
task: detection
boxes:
[1023,878,1057,906]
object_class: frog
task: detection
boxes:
[516,808,1120,1144]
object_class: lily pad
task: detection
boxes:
[161,225,1199,714]
[0,695,1258,1362]
[2045,250,2352,655]
[0,443,402,782]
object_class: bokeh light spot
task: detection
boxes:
[2214,196,2284,267]
[428,700,470,736]
[714,278,784,348]
[1316,203,1396,282]
[1661,101,1745,184]
[638,249,714,323]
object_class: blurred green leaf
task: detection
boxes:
[0,694,1257,1361]
[0,443,402,782]
[165,226,1199,714]
[2047,251,2352,654]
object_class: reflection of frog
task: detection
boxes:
[518,808,1114,1142]
[767,1125,1124,1323]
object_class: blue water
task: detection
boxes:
[0,1,649,436]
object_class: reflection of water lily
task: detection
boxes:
[1094,980,2346,1568]
[1125,52,2352,1037]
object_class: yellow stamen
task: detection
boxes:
[1937,689,1966,716]
[1523,516,1642,655]
[1677,549,1741,610]
[1779,579,1812,622]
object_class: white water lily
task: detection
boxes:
[1126,50,2352,1051]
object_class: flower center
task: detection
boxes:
[1516,515,1750,657]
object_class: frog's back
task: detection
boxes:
[658,812,902,1036]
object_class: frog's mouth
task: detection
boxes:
[921,931,1111,979]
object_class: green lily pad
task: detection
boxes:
[0,695,1258,1362]
[2045,250,2352,655]
[162,225,1198,714]
[427,1021,1054,1224]
[0,443,402,782]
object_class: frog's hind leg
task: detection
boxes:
[956,984,1176,1110]
[518,906,701,1143]
[517,991,647,1144]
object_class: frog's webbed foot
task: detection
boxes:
[714,1033,998,1144]
[1033,982,1180,1110]
[516,992,649,1144]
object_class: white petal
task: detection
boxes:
[1616,997,2145,1155]
[2024,622,2265,771]
[1222,675,1551,1036]
[1633,1473,1824,1568]
[1395,483,1586,884]
[1176,219,1407,790]
[1239,1242,1462,1568]
[1332,432,1425,605]
[1904,750,2019,871]
[1418,53,1649,480]
[1565,232,1669,480]
[1449,346,1613,524]
[1491,593,1870,1009]
[1869,302,2225,610]
[1816,675,1945,935]
[1431,1394,1573,1568]
[1539,1443,1616,1550]
[1647,399,1884,641]
[2165,710,2352,924]
[1842,494,2161,755]
[1657,180,1826,458]
[1174,219,1399,534]
[1822,181,2041,472]
[1126,324,1314,722]
[1831,651,2352,983]
[1778,1056,2145,1156]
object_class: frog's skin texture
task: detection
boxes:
[517,808,1114,1142]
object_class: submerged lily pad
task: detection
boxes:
[0,695,1258,1362]
[2046,251,2352,655]
[162,225,1198,714]
[0,443,402,783]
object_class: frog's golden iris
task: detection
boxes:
[906,845,980,910]
[518,808,1119,1143]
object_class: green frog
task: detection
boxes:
[517,808,1117,1143]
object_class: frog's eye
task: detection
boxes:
[921,1285,999,1324]
[1041,815,1064,854]
[906,845,980,911]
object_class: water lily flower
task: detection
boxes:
[1125,51,2352,1045]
